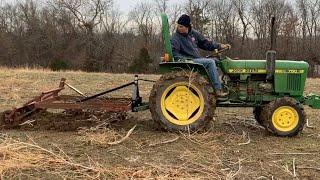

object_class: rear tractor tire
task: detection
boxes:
[260,97,306,137]
[149,71,216,132]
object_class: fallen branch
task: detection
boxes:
[256,176,268,179]
[283,163,294,177]
[227,158,243,180]
[179,132,204,146]
[149,137,179,147]
[270,162,294,177]
[19,120,36,126]
[223,122,236,132]
[225,113,237,116]
[107,125,136,145]
[306,119,315,129]
[238,132,251,146]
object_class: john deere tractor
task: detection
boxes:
[149,14,320,137]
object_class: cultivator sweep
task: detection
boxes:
[1,75,149,127]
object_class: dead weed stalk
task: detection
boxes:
[0,136,106,179]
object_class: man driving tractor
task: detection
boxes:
[171,14,231,98]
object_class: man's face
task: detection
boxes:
[177,24,189,34]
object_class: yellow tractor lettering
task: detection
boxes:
[228,69,304,74]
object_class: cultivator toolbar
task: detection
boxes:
[1,75,150,127]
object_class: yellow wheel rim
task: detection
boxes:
[272,106,299,132]
[161,82,205,126]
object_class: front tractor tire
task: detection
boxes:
[260,97,306,137]
[149,71,216,132]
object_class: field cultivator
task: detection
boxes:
[1,75,151,127]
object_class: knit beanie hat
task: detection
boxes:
[177,14,191,27]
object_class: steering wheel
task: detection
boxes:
[206,46,231,58]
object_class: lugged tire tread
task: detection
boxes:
[260,97,306,137]
[149,71,216,132]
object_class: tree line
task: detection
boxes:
[0,0,319,76]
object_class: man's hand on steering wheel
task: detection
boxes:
[213,43,231,55]
[220,43,231,50]
[206,43,231,58]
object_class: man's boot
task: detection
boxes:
[216,89,228,100]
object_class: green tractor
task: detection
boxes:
[149,13,320,137]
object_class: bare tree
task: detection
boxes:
[101,9,126,34]
[53,0,113,71]
[129,2,155,45]
[185,0,211,34]
[57,0,112,35]
[154,0,169,13]
[168,4,183,34]
[303,0,320,48]
[248,0,289,57]
[208,0,237,43]
[232,0,250,46]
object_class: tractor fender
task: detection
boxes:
[159,61,211,82]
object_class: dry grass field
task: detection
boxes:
[0,67,320,179]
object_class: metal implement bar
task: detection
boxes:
[138,79,157,83]
[79,82,135,103]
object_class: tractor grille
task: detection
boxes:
[287,74,301,91]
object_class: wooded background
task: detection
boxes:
[0,0,320,76]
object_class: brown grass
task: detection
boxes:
[0,132,224,179]
[0,135,103,179]
[1,67,320,179]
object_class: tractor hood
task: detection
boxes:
[220,57,309,74]
[220,57,310,96]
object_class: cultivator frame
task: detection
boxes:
[1,75,150,126]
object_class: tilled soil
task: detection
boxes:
[1,110,127,131]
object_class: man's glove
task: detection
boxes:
[220,44,231,50]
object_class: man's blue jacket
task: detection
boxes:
[171,29,221,60]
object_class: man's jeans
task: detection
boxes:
[193,58,222,90]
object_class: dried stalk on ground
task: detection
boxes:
[0,137,102,178]
[108,125,136,145]
[149,137,179,147]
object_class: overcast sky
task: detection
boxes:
[114,0,294,13]
[2,0,185,14]
[115,0,184,13]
